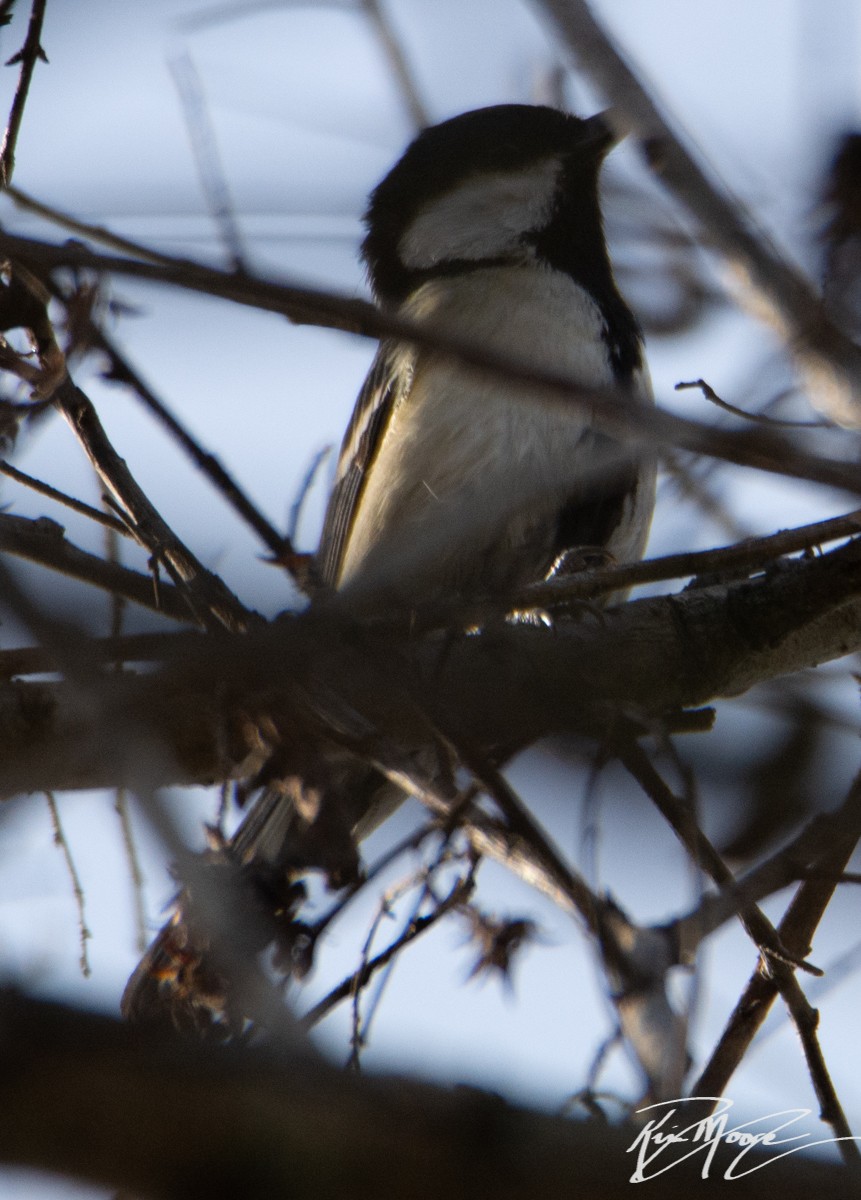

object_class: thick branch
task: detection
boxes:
[0,991,857,1200]
[1,538,860,798]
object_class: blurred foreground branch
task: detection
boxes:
[2,234,861,499]
[537,0,861,425]
[1,534,860,798]
[0,990,857,1200]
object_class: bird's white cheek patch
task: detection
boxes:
[398,159,561,268]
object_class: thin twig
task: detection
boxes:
[675,774,861,951]
[619,740,819,972]
[7,256,254,629]
[309,821,442,940]
[360,0,429,130]
[93,330,300,575]
[0,0,47,187]
[0,510,194,625]
[351,838,467,1068]
[536,0,861,425]
[694,772,861,1107]
[348,882,402,1070]
[102,495,128,637]
[53,375,257,633]
[779,976,861,1167]
[5,230,861,500]
[0,459,129,535]
[0,551,109,684]
[458,747,602,936]
[103,511,150,955]
[676,378,828,429]
[44,790,91,977]
[169,52,246,270]
[114,788,148,954]
[286,443,332,546]
[5,183,176,265]
[524,507,861,607]
[300,869,474,1031]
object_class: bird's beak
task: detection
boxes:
[582,109,625,157]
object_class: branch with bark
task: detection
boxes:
[1,990,858,1200]
[0,534,859,798]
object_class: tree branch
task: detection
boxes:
[3,232,861,499]
[0,0,47,186]
[535,0,861,426]
[0,990,857,1200]
[1,535,860,798]
[0,510,192,621]
[53,375,258,633]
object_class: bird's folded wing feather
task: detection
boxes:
[315,341,413,588]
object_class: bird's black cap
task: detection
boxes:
[363,105,618,302]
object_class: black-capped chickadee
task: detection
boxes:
[123,105,656,1029]
[317,103,655,610]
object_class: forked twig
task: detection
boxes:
[0,459,129,535]
[0,0,47,186]
[691,772,861,1163]
[301,866,475,1032]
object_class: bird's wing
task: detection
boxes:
[316,339,413,588]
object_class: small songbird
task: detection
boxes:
[316,103,655,610]
[122,105,656,1031]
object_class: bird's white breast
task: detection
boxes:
[338,266,651,602]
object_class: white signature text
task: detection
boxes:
[626,1097,858,1181]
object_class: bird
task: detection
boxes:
[316,102,655,612]
[122,104,656,1032]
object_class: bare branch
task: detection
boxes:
[44,789,91,977]
[524,507,861,607]
[361,0,429,130]
[2,537,861,798]
[114,787,149,954]
[168,51,246,270]
[0,0,47,186]
[535,0,861,426]
[94,330,305,581]
[53,375,258,632]
[0,510,194,622]
[4,232,861,499]
[302,866,475,1032]
[695,771,861,1101]
[619,741,819,974]
[675,378,828,429]
[4,991,859,1200]
[5,182,177,264]
[0,458,129,534]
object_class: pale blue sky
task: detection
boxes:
[2,3,861,1196]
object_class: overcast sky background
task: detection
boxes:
[2,2,861,1197]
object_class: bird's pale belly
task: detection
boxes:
[337,267,654,605]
